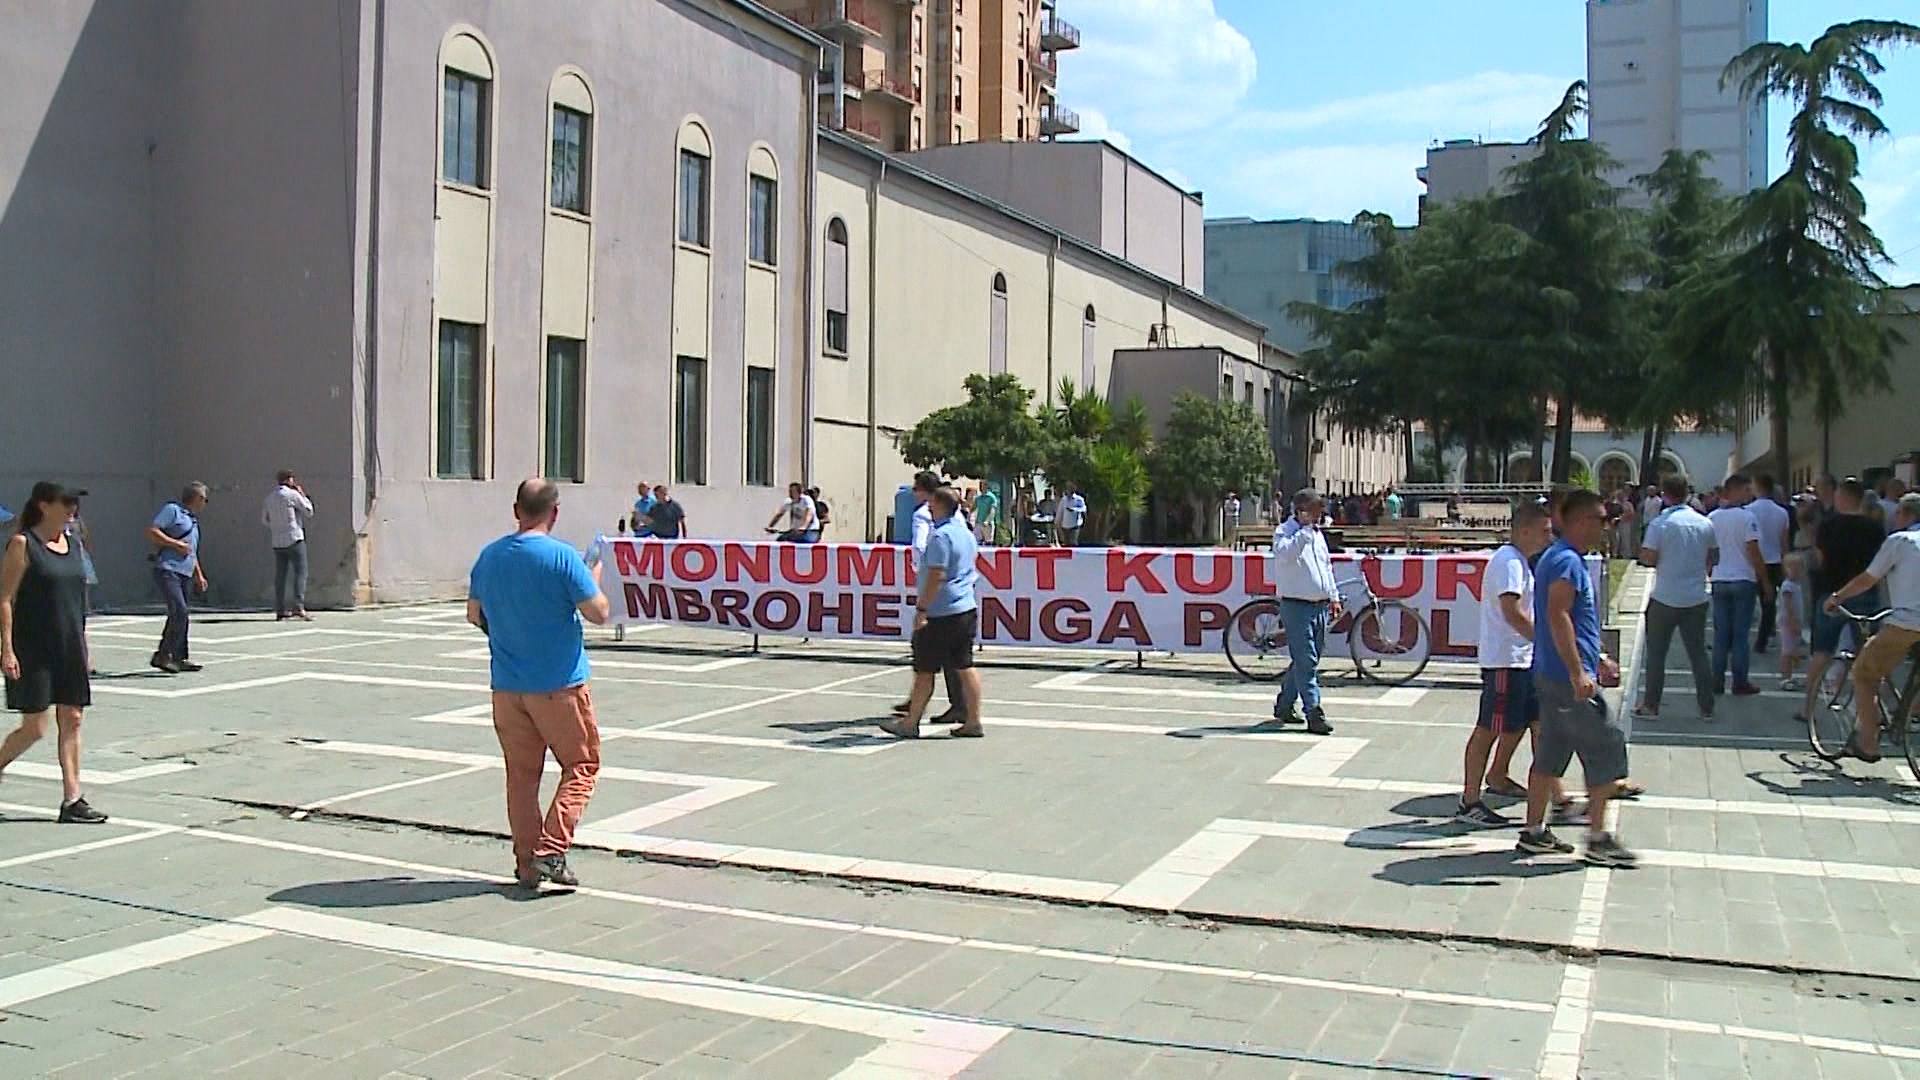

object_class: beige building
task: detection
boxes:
[1416,138,1539,215]
[769,0,1079,153]
[1730,287,1920,488]
[810,133,1264,541]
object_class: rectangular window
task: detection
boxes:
[1222,373,1234,401]
[954,75,963,111]
[543,336,584,482]
[673,355,708,485]
[748,174,778,266]
[912,15,923,52]
[678,150,711,247]
[745,367,775,487]
[435,320,485,479]
[443,72,489,187]
[550,106,589,212]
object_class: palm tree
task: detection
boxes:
[1697,19,1920,476]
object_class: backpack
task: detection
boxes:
[815,498,832,525]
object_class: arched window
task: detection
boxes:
[1596,453,1637,495]
[988,272,1009,374]
[442,32,493,189]
[824,218,850,356]
[434,29,497,481]
[747,146,779,267]
[549,71,593,213]
[677,121,713,248]
[1080,305,1097,390]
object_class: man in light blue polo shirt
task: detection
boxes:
[1636,474,1719,720]
[881,487,983,740]
[146,482,210,674]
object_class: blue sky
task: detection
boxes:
[1063,0,1920,282]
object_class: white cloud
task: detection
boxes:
[1227,71,1571,143]
[1212,143,1431,224]
[1064,0,1257,139]
[1074,106,1132,153]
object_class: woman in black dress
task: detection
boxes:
[0,481,108,823]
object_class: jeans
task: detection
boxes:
[1642,599,1711,713]
[1754,563,1783,651]
[274,540,308,615]
[491,685,599,869]
[1711,580,1759,688]
[1275,598,1330,715]
[153,566,191,662]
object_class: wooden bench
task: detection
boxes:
[1330,525,1508,552]
[1234,524,1274,550]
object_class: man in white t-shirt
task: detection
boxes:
[1748,474,1791,655]
[1708,473,1773,696]
[765,482,818,542]
[1637,475,1720,719]
[1055,484,1087,547]
[1456,501,1554,826]
[1823,494,1920,759]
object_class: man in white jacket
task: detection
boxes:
[1270,489,1340,736]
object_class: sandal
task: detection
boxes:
[1614,781,1646,800]
[1484,778,1529,799]
[877,718,919,740]
[951,726,985,739]
[1843,734,1883,764]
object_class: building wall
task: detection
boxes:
[811,139,1262,541]
[363,0,817,599]
[0,0,169,605]
[1586,0,1766,197]
[1418,139,1540,211]
[904,140,1201,289]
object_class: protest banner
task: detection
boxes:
[600,539,1604,661]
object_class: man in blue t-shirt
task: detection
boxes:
[881,487,984,740]
[631,481,656,538]
[468,479,611,890]
[1520,488,1637,867]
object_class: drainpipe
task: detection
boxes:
[361,0,386,520]
[1045,235,1058,405]
[862,156,887,540]
[801,46,821,487]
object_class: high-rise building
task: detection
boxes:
[1586,0,1768,194]
[767,0,1079,154]
[1416,138,1541,216]
[1203,218,1415,353]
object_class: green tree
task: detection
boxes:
[1630,149,1743,480]
[1041,379,1151,543]
[1499,80,1647,483]
[1146,392,1274,541]
[1288,212,1410,459]
[900,373,1048,485]
[1676,19,1920,476]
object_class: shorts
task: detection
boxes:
[5,652,92,713]
[1533,678,1629,788]
[912,610,978,674]
[1477,667,1537,734]
[1853,623,1920,687]
[1811,592,1878,655]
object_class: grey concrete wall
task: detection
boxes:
[1420,141,1539,209]
[363,0,815,600]
[151,0,365,609]
[903,141,1106,248]
[0,0,167,606]
[1202,221,1316,352]
[1119,157,1186,290]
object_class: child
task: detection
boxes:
[1777,552,1807,692]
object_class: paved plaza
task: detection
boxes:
[3,570,1920,1078]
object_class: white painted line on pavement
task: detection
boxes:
[239,907,1010,1077]
[439,645,761,674]
[1538,962,1596,1080]
[1212,819,1920,885]
[1107,829,1262,910]
[93,671,489,700]
[1031,670,1427,709]
[292,765,494,819]
[1591,1010,1920,1062]
[0,920,274,1009]
[1266,738,1369,782]
[636,665,905,733]
[6,761,197,785]
[1569,867,1610,952]
[0,827,180,870]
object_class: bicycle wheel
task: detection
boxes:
[1224,598,1290,683]
[1809,653,1857,760]
[1349,599,1432,686]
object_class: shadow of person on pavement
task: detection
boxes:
[1746,754,1920,807]
[268,876,554,907]
[1373,848,1586,887]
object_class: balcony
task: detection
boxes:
[1040,15,1081,51]
[816,66,861,99]
[1031,47,1057,84]
[1040,102,1080,137]
[810,0,884,43]
[839,105,885,145]
[861,69,920,105]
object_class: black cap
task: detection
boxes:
[27,481,81,506]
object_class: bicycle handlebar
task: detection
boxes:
[1836,607,1895,625]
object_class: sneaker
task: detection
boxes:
[176,660,204,673]
[1516,828,1574,855]
[1779,677,1803,693]
[150,653,181,674]
[1731,683,1762,697]
[1270,706,1303,726]
[58,797,109,825]
[1454,801,1512,827]
[1582,833,1640,867]
[1304,709,1334,736]
[530,853,578,888]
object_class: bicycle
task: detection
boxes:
[1223,570,1433,687]
[1807,607,1920,780]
